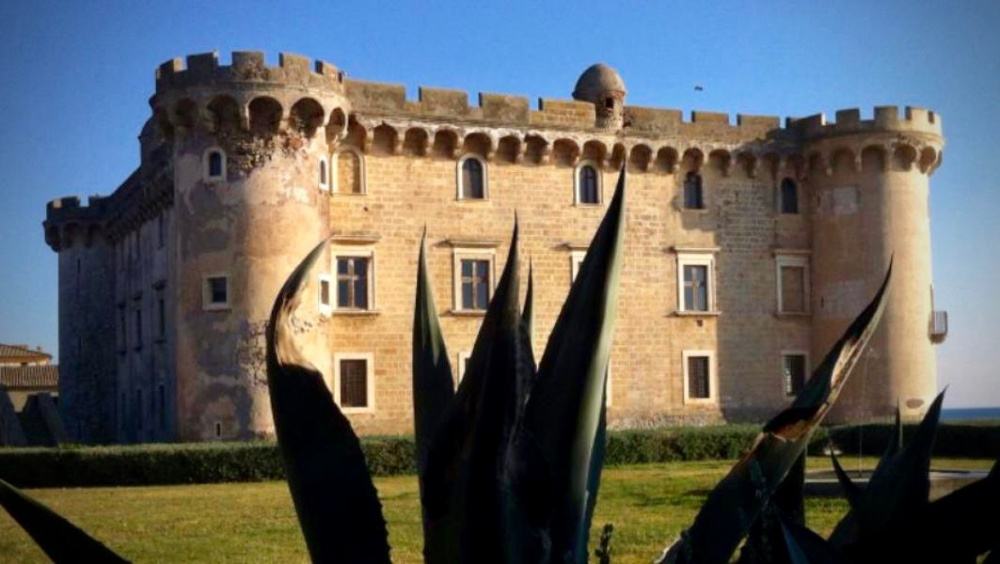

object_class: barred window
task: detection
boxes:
[687,356,711,400]
[339,359,369,408]
[783,354,807,396]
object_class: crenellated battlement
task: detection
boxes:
[155,51,344,95]
[789,106,942,140]
[344,77,786,139]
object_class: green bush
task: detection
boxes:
[1,423,992,488]
[0,438,415,488]
[827,421,1000,459]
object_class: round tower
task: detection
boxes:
[573,63,626,130]
[152,51,350,440]
[800,107,944,423]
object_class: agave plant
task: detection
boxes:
[656,258,1000,563]
[2,165,997,563]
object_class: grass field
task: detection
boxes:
[0,457,992,563]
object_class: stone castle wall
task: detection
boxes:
[43,51,945,442]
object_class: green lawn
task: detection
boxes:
[0,457,992,563]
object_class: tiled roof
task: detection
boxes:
[0,344,52,363]
[0,365,59,389]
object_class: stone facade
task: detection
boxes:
[43,51,946,444]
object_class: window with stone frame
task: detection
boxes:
[576,163,601,204]
[683,172,704,209]
[675,251,716,313]
[334,353,375,413]
[458,156,487,200]
[319,157,329,191]
[334,148,365,194]
[683,351,715,403]
[336,256,371,310]
[780,178,799,214]
[782,353,809,397]
[205,148,225,181]
[461,259,491,310]
[203,274,230,311]
[776,254,810,314]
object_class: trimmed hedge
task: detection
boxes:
[827,421,1000,459]
[0,423,994,488]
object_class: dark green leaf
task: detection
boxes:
[266,238,390,563]
[831,390,944,549]
[508,168,627,562]
[829,451,862,509]
[662,262,892,564]
[0,477,128,563]
[412,229,455,478]
[421,220,527,563]
[845,459,1000,562]
[778,510,846,564]
[737,453,806,564]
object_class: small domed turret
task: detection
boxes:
[573,63,626,130]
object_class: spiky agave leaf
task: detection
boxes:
[412,229,455,478]
[778,510,846,564]
[411,229,458,561]
[506,168,627,562]
[829,451,863,509]
[0,478,128,563]
[738,452,807,564]
[420,220,529,563]
[829,390,945,549]
[266,238,390,563]
[847,459,1000,562]
[658,262,892,564]
[518,259,537,409]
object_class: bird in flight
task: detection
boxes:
[694,85,704,91]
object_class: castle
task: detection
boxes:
[43,51,947,444]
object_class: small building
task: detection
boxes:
[0,344,64,446]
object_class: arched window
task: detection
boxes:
[575,162,601,205]
[318,158,329,191]
[334,149,365,194]
[780,178,799,214]
[683,172,704,209]
[458,156,486,200]
[204,149,225,182]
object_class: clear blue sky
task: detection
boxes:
[1,1,998,407]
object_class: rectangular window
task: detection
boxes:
[340,359,368,408]
[783,353,808,397]
[683,265,709,311]
[776,254,810,314]
[336,257,370,310]
[570,250,587,282]
[675,250,717,314]
[335,353,374,412]
[461,259,490,310]
[683,350,716,404]
[687,356,710,399]
[203,275,230,310]
[319,275,332,313]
